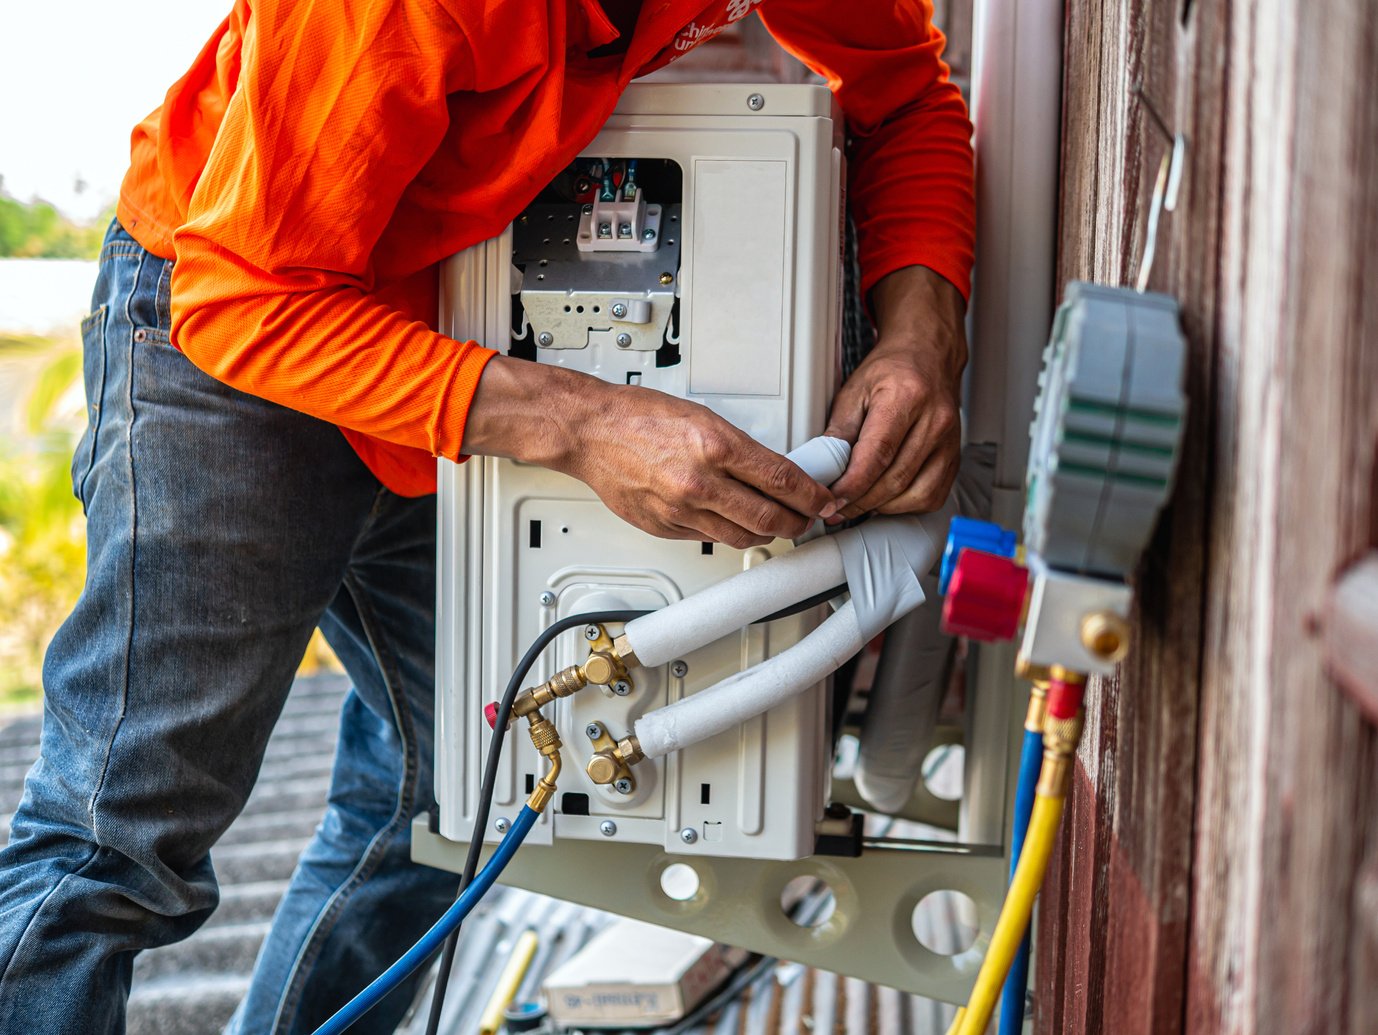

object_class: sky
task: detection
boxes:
[0,0,230,221]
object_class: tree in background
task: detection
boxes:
[0,189,112,259]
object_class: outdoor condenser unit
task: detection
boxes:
[434,84,845,862]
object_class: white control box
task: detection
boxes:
[435,84,843,861]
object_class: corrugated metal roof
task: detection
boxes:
[0,676,959,1034]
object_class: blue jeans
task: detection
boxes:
[0,220,459,1033]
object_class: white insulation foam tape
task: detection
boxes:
[785,435,851,486]
[635,600,863,758]
[620,535,845,669]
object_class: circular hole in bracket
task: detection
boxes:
[659,863,701,902]
[780,875,836,928]
[922,743,964,802]
[911,890,979,955]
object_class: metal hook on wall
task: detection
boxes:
[1132,83,1187,293]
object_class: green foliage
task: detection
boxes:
[0,334,87,710]
[0,193,113,259]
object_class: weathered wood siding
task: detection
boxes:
[1038,0,1378,1032]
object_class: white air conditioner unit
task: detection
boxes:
[434,83,845,862]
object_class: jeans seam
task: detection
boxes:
[270,569,420,1033]
[86,246,148,825]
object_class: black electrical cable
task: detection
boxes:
[422,584,849,1035]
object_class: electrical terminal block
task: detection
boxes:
[577,192,663,253]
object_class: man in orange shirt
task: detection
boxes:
[0,2,973,1031]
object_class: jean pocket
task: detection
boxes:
[71,305,108,511]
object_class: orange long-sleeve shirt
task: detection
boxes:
[119,0,974,497]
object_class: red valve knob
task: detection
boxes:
[941,550,1029,642]
[483,702,499,729]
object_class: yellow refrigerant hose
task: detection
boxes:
[953,794,1066,1035]
[954,673,1085,1035]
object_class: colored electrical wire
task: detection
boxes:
[956,793,1066,1035]
[999,707,1046,1035]
[312,805,541,1035]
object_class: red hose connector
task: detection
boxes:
[1045,667,1087,719]
[941,550,1029,642]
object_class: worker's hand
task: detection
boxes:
[823,265,967,521]
[462,358,834,548]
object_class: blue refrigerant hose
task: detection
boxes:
[313,804,541,1035]
[998,725,1044,1035]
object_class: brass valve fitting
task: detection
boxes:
[1037,712,1084,798]
[1025,681,1049,735]
[1080,610,1131,664]
[525,709,563,813]
[584,734,645,787]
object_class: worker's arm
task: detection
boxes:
[171,0,830,546]
[758,0,974,517]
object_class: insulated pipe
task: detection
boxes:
[633,510,951,759]
[620,535,847,669]
[636,600,863,757]
[853,572,951,813]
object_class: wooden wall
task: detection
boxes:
[1038,0,1378,1032]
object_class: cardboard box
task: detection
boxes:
[543,919,742,1027]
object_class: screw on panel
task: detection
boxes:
[495,817,511,834]
[613,778,633,795]
[600,820,618,836]
[539,590,556,607]
[679,827,698,844]
[670,660,689,678]
[747,93,765,111]
[611,302,628,318]
[584,625,600,641]
[581,203,593,215]
[611,680,632,696]
[585,722,603,740]
[642,228,656,240]
[537,331,554,347]
[659,272,674,285]
[616,333,632,348]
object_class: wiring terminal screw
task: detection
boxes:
[611,680,632,697]
[585,722,603,741]
[679,827,698,844]
[600,820,618,837]
[539,591,556,607]
[494,817,510,834]
[670,660,689,678]
[613,778,633,795]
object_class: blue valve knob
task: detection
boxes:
[940,516,1018,596]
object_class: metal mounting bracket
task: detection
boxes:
[413,818,1006,1004]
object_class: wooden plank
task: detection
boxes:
[1185,0,1378,1030]
[1036,0,1214,1031]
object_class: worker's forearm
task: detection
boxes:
[869,264,968,377]
[460,355,610,467]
